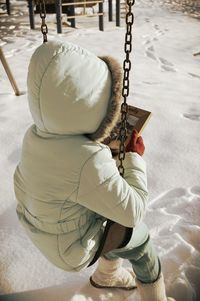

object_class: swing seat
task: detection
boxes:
[88,221,133,266]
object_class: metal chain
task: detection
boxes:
[37,0,133,173]
[39,0,48,43]
[118,0,134,177]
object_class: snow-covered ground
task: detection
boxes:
[0,0,200,300]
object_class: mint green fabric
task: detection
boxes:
[27,41,111,135]
[14,41,148,272]
[104,228,161,283]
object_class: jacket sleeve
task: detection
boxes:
[76,147,148,228]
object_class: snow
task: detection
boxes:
[0,0,200,300]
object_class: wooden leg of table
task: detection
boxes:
[0,47,20,96]
[55,0,62,33]
[28,0,35,29]
[116,0,120,27]
[70,0,76,28]
[6,0,10,15]
[99,2,104,31]
[108,0,112,22]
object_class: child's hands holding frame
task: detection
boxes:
[125,130,145,156]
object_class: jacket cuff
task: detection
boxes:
[123,152,146,173]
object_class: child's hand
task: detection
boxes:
[125,130,145,156]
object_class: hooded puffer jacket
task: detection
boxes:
[14,41,148,272]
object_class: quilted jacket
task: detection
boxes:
[14,41,148,271]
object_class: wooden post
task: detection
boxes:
[0,47,21,96]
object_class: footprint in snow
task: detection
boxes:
[188,73,200,79]
[190,186,200,196]
[159,57,177,72]
[161,64,176,72]
[159,57,174,67]
[145,45,157,61]
[143,38,151,46]
[182,113,200,121]
[153,24,164,36]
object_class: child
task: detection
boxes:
[14,40,175,301]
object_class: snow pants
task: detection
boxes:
[104,222,161,283]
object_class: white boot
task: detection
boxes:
[90,257,136,290]
[136,273,176,301]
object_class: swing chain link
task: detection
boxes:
[118,0,134,177]
[39,0,48,43]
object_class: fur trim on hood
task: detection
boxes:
[87,56,123,142]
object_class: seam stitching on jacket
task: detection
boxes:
[37,47,76,131]
[77,171,118,199]
[36,45,96,132]
[58,188,78,231]
[56,188,80,268]
[56,234,74,268]
[37,52,61,132]
[37,60,54,132]
[75,146,106,202]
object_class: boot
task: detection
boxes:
[90,257,136,290]
[136,273,176,301]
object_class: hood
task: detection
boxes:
[27,40,122,142]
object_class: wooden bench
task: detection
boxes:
[27,0,104,32]
[0,0,10,14]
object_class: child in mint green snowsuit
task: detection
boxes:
[14,41,175,301]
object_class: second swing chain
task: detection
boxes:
[118,0,135,177]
